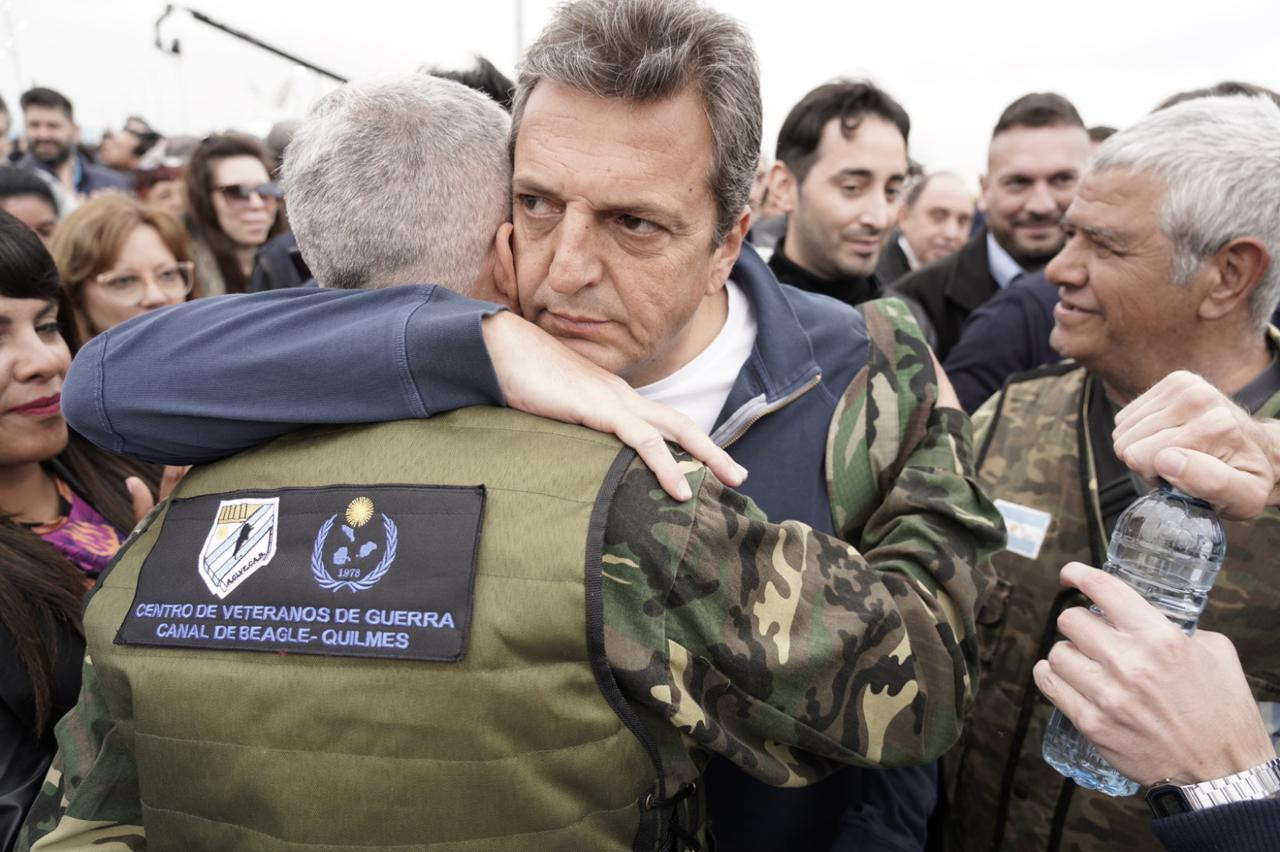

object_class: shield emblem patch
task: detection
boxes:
[197,497,280,598]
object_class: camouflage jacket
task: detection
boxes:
[945,361,1280,852]
[20,299,1004,849]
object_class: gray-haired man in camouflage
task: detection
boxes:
[945,94,1280,852]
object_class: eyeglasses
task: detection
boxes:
[215,182,283,207]
[92,261,195,305]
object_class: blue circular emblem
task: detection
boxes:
[311,512,398,592]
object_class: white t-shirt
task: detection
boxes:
[635,280,758,433]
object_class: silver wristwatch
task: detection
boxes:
[1147,757,1280,817]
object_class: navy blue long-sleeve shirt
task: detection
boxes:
[943,272,1060,413]
[64,286,506,464]
[1152,799,1280,852]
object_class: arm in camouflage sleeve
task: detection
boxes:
[970,389,1002,451]
[601,397,1005,787]
[826,297,1005,759]
[16,658,144,851]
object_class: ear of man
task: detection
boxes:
[1197,236,1270,322]
[766,161,798,215]
[484,222,519,313]
[707,207,751,295]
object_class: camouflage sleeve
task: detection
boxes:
[970,390,1002,450]
[828,297,1005,749]
[16,656,145,851]
[601,427,1003,786]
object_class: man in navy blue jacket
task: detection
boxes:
[64,1,979,848]
[943,272,1059,412]
[18,87,131,202]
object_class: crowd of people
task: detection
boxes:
[0,1,1278,850]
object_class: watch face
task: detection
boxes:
[1147,786,1191,818]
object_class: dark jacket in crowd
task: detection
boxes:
[943,272,1060,412]
[892,227,1001,359]
[767,236,885,307]
[0,620,83,850]
[19,152,131,197]
[1152,799,1280,852]
[874,231,913,286]
[769,237,939,349]
[248,232,313,292]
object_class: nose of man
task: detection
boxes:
[1023,181,1060,217]
[942,217,966,247]
[544,213,604,296]
[1045,238,1085,288]
[856,192,895,233]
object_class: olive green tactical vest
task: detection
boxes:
[944,364,1280,852]
[83,409,675,851]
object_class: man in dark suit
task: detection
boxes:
[875,229,912,285]
[893,93,1089,357]
[876,172,974,285]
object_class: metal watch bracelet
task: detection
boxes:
[1149,757,1280,815]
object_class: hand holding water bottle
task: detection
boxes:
[1039,372,1280,799]
[1041,485,1227,794]
[1114,371,1280,520]
[1033,563,1275,788]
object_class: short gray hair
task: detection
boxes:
[1091,95,1280,330]
[511,0,760,245]
[284,74,511,292]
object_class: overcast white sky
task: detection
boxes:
[3,0,1277,186]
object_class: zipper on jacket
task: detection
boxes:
[584,449,675,850]
[715,373,822,450]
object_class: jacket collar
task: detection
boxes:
[767,238,885,307]
[898,235,922,271]
[711,243,822,436]
[985,232,1025,289]
[21,151,85,193]
[945,227,999,312]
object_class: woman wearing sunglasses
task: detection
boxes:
[51,193,201,341]
[184,133,286,295]
[0,210,161,847]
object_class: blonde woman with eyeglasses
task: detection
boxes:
[50,193,201,341]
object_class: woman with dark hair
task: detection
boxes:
[51,193,200,342]
[184,133,285,295]
[0,210,160,847]
[0,167,59,249]
[134,157,187,221]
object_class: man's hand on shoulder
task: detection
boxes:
[1113,370,1280,520]
[482,311,747,501]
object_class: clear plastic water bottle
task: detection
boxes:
[1042,486,1226,796]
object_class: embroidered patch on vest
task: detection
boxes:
[198,497,280,598]
[994,498,1053,560]
[117,485,485,662]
